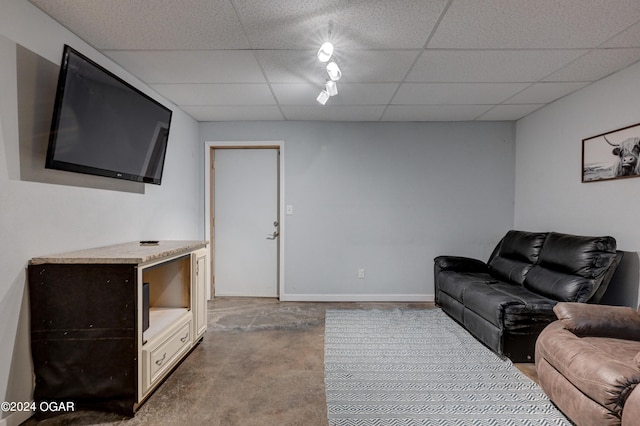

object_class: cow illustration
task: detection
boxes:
[605,136,640,177]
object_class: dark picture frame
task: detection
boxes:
[582,122,640,183]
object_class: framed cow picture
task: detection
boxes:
[582,122,640,183]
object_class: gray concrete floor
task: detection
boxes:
[22,298,537,425]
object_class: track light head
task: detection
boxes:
[326,61,342,81]
[316,90,330,105]
[325,80,338,96]
[317,42,334,62]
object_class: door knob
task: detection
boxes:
[266,231,279,240]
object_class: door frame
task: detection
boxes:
[204,141,285,300]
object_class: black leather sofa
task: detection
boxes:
[434,230,622,362]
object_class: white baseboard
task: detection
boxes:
[1,409,33,426]
[215,292,279,298]
[279,293,434,302]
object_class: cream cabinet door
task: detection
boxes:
[193,248,208,339]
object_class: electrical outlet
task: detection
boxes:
[358,268,365,279]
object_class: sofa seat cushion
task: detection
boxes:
[463,282,557,332]
[537,321,640,416]
[488,283,557,331]
[437,271,493,303]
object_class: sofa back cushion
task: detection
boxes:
[489,230,548,285]
[524,232,617,302]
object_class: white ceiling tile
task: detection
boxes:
[151,84,276,106]
[233,0,449,49]
[429,0,640,49]
[105,50,266,84]
[256,50,420,83]
[408,49,585,82]
[603,21,640,48]
[180,106,285,121]
[271,83,399,106]
[281,105,385,121]
[476,104,544,121]
[393,83,529,105]
[256,49,419,85]
[271,83,323,106]
[382,105,493,121]
[328,83,399,105]
[30,0,250,49]
[505,82,590,104]
[337,50,420,83]
[255,50,326,84]
[543,48,640,82]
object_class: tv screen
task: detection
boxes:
[46,45,172,185]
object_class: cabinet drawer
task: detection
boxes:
[147,320,192,386]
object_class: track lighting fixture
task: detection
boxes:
[316,24,343,105]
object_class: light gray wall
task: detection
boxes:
[201,121,516,301]
[0,1,202,423]
[515,60,640,306]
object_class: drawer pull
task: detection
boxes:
[155,353,167,366]
[180,333,189,343]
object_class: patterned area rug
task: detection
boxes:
[324,309,571,425]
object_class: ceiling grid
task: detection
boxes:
[28,0,640,121]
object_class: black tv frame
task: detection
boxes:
[45,45,172,185]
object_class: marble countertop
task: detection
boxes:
[30,240,208,265]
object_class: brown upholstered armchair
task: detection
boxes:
[535,302,640,426]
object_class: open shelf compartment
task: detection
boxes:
[141,254,191,347]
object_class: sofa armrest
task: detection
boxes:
[553,302,640,340]
[434,256,489,274]
[622,381,640,425]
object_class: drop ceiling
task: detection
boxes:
[28,0,640,122]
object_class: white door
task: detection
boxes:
[213,148,279,297]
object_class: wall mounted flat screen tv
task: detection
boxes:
[46,45,172,185]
